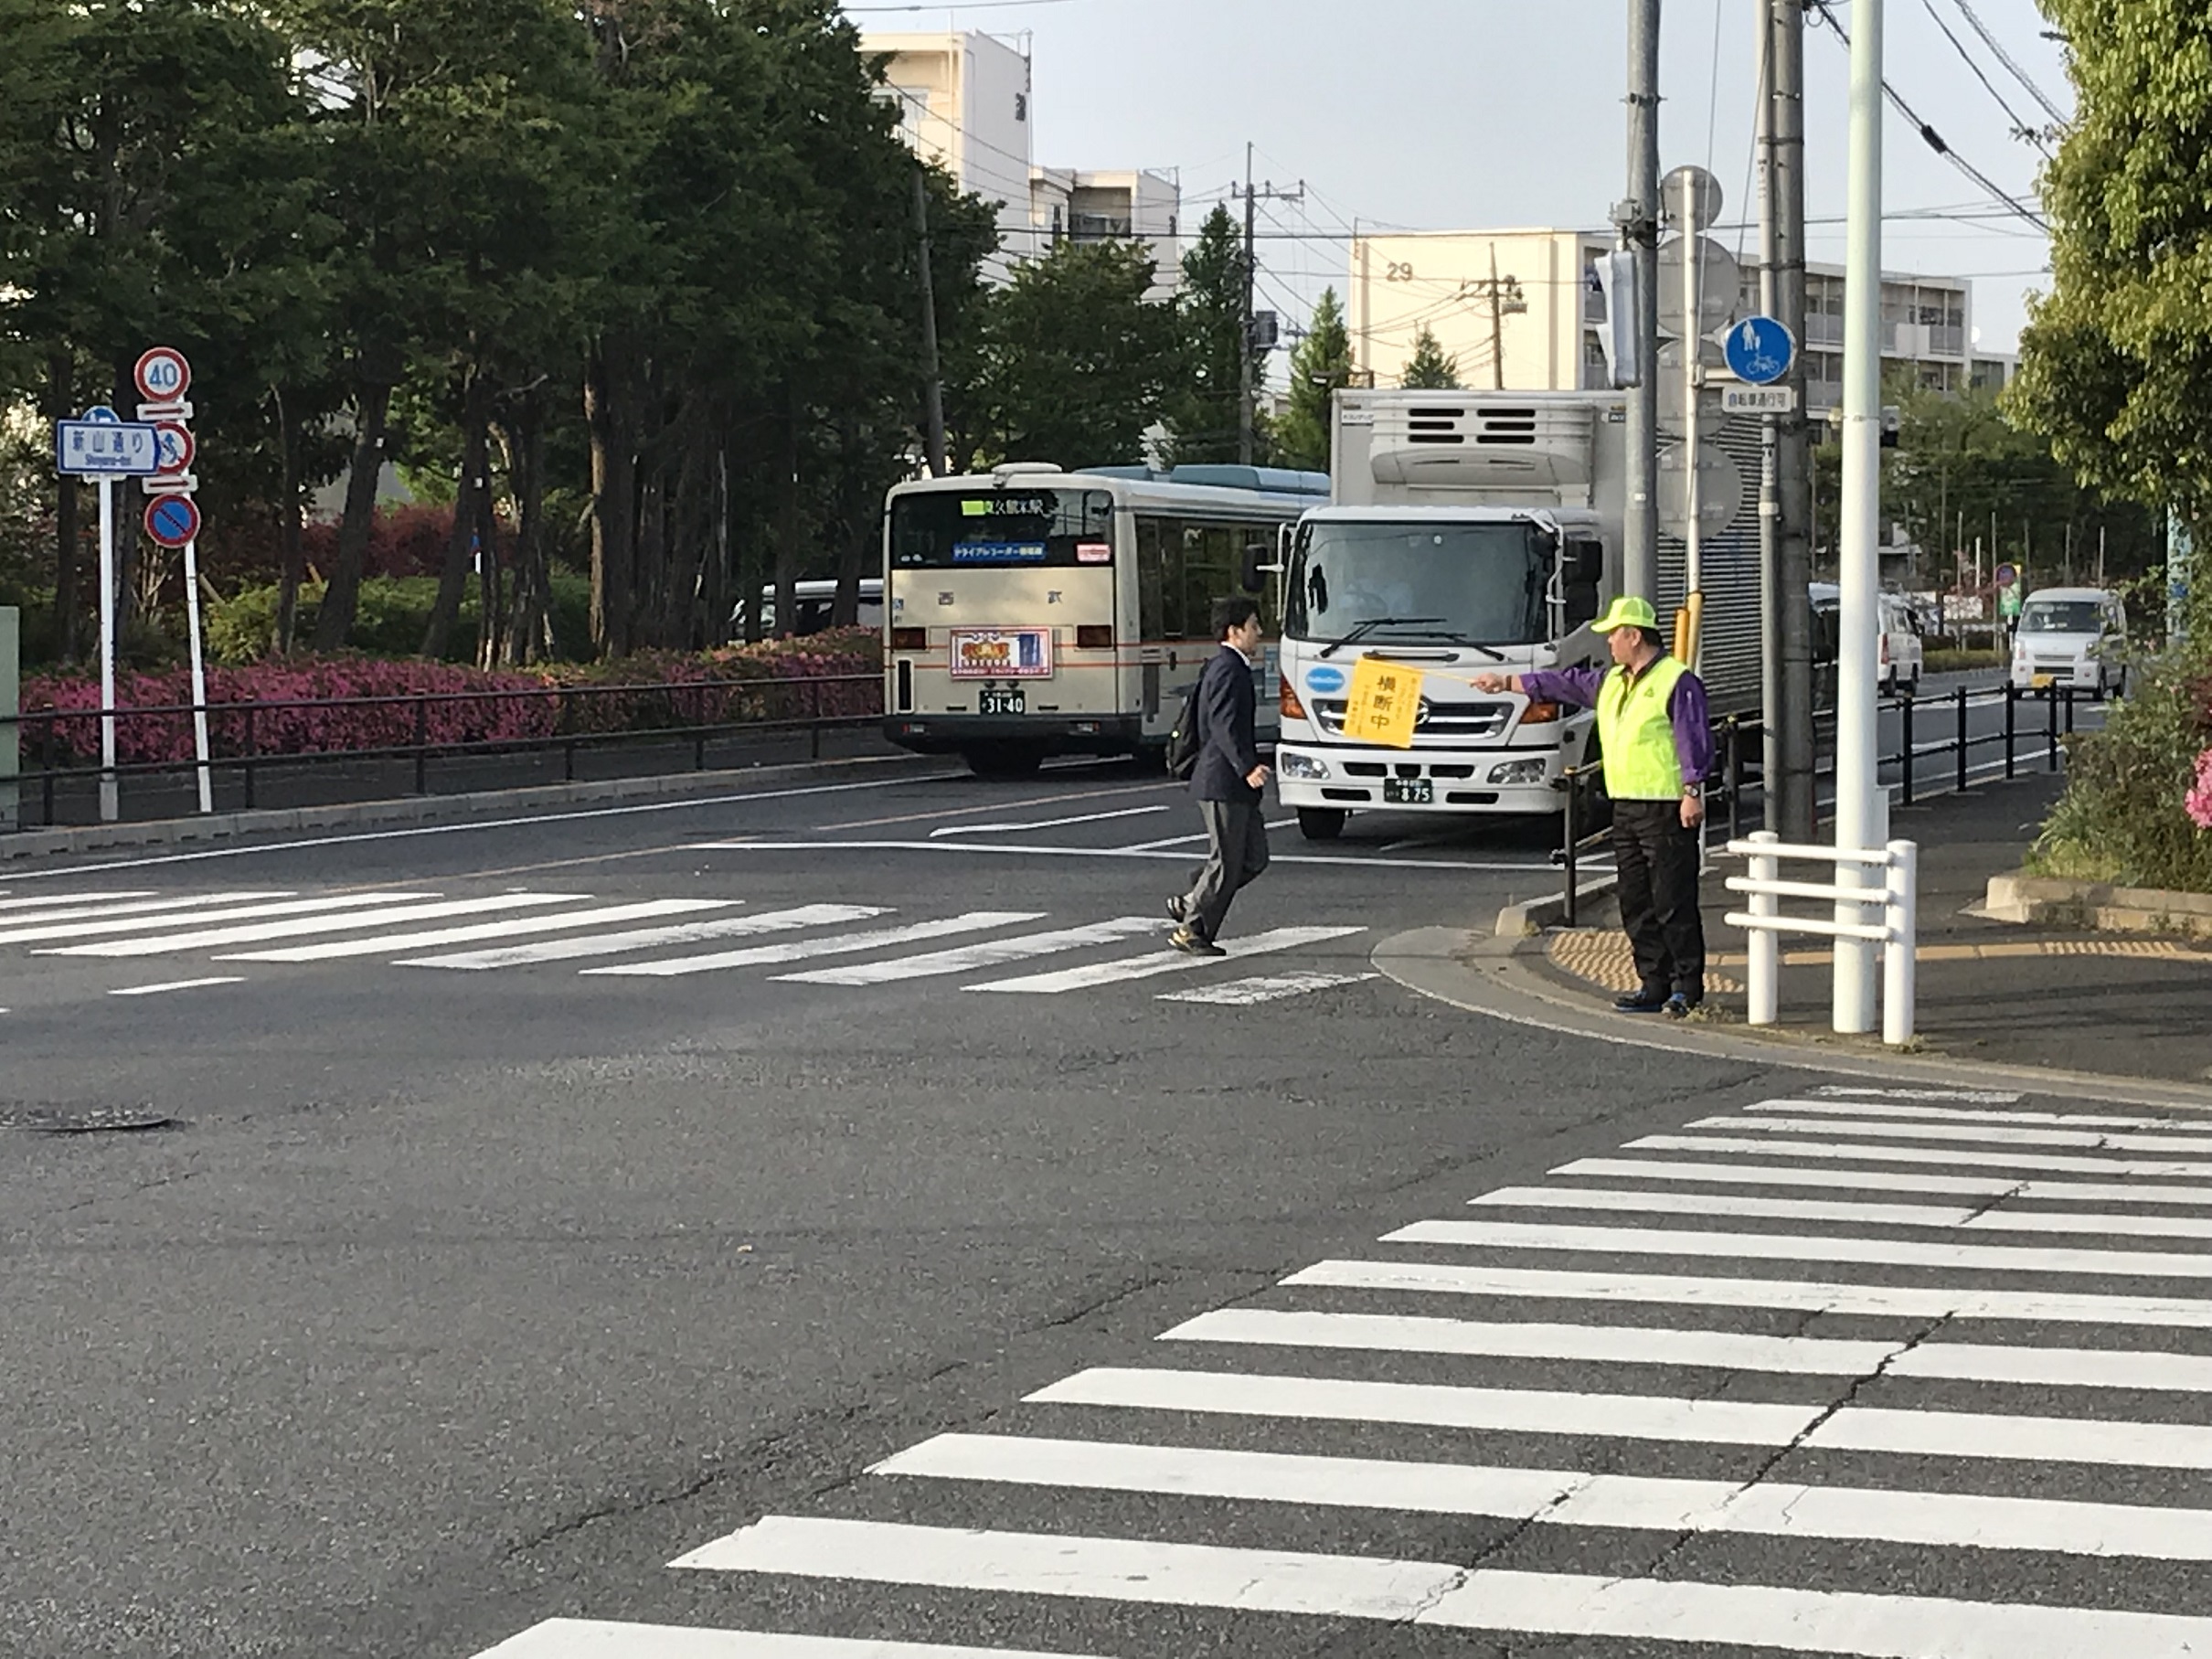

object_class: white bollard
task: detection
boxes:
[1883,837,1918,1047]
[1746,830,1780,1026]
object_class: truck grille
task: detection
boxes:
[1312,697,1512,741]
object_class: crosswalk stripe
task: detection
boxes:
[671,1515,2212,1654]
[583,912,1044,977]
[1156,969,1377,1005]
[1632,1132,2212,1181]
[0,891,296,929]
[398,906,882,970]
[44,894,576,958]
[218,900,730,962]
[1752,1097,2212,1132]
[1287,1258,2212,1328]
[1032,1364,2212,1471]
[108,976,246,997]
[1553,1156,2212,1207]
[1693,1113,2212,1154]
[773,918,1162,986]
[1159,1306,2212,1393]
[1385,1218,2212,1280]
[474,1622,1106,1659]
[1813,1085,2026,1102]
[0,889,159,911]
[1470,1184,2212,1239]
[875,1430,2212,1558]
[0,891,440,947]
[965,924,1365,994]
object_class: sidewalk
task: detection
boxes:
[1526,774,2212,1087]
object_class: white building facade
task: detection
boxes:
[864,30,1036,282]
[1027,167,1182,299]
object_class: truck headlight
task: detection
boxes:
[1489,758,1548,785]
[1277,750,1330,781]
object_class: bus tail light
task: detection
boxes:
[1520,700,1562,726]
[1280,678,1307,720]
[891,627,927,651]
[1075,625,1113,649]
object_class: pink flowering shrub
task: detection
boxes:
[2188,748,2212,832]
[20,634,883,767]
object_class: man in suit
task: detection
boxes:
[1168,596,1271,957]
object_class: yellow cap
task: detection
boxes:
[1590,595,1659,633]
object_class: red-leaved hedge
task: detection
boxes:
[21,633,881,767]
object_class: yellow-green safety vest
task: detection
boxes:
[1595,656,1688,801]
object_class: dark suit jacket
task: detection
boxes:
[1190,643,1261,803]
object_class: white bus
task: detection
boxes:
[881,463,1325,776]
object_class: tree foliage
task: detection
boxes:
[1163,205,1262,465]
[1275,287,1350,473]
[1399,324,1462,390]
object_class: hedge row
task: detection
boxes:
[19,633,882,767]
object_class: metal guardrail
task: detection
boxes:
[0,673,884,830]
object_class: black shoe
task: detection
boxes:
[1165,895,1187,924]
[1169,925,1227,958]
[1613,990,1670,1014]
[1664,994,1697,1020]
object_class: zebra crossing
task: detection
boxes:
[472,1082,2212,1659]
[0,887,1374,1005]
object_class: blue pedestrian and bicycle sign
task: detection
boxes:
[1724,314,1795,387]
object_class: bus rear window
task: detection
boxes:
[891,489,1115,569]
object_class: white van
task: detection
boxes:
[1878,592,1924,696]
[730,579,884,638]
[2010,586,2128,697]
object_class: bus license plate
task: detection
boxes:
[980,686,1026,717]
[1384,777,1433,805]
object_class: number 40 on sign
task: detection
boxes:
[1345,656,1422,749]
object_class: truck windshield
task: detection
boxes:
[1285,520,1546,647]
[2020,600,2102,633]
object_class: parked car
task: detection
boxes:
[730,579,884,638]
[2010,586,2129,697]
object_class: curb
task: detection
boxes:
[1495,874,1618,939]
[1372,924,2212,1111]
[0,751,953,863]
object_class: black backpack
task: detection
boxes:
[1164,677,1207,781]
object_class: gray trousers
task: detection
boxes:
[1183,797,1270,941]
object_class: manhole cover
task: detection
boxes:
[0,1106,180,1135]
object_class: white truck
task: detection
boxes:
[1271,388,1760,839]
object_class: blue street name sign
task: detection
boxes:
[56,416,160,476]
[1723,314,1795,387]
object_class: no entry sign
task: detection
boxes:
[144,493,201,548]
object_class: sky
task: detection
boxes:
[843,0,2068,358]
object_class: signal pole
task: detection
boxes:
[1621,0,1663,601]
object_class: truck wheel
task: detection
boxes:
[1297,807,1347,842]
[965,747,1043,779]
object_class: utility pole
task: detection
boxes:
[1489,246,1507,390]
[912,165,949,478]
[1621,0,1663,601]
[1237,144,1304,466]
[1765,0,1816,839]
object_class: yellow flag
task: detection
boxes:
[1345,656,1423,749]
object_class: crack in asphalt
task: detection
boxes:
[1957,1176,2031,1225]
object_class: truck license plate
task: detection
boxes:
[979,686,1026,717]
[2030,674,2053,689]
[1384,777,1433,805]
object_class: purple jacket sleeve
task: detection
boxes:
[1515,666,1608,708]
[1670,671,1714,784]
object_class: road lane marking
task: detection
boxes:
[1691,1113,2212,1154]
[690,838,1545,872]
[107,976,246,997]
[929,805,1167,836]
[0,890,296,930]
[401,905,883,970]
[776,918,1162,986]
[1385,1218,2212,1280]
[1469,1184,2212,1239]
[219,899,731,962]
[1549,1156,2212,1206]
[1286,1258,2212,1328]
[587,912,1041,977]
[1157,970,1378,1005]
[1631,1133,2212,1181]
[669,1515,2212,1654]
[969,925,1365,994]
[1748,1097,2210,1131]
[44,894,576,958]
[1161,1306,2212,1393]
[476,1625,1111,1659]
[875,1431,2212,1558]
[0,889,160,913]
[1812,1085,2025,1103]
[0,891,440,947]
[1114,815,1298,850]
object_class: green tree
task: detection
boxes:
[1164,205,1260,465]
[1399,324,1462,390]
[973,240,1179,471]
[1274,287,1350,473]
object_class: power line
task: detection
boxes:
[1947,0,2069,127]
[1920,0,2051,154]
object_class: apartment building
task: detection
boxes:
[864,30,1035,281]
[1028,167,1183,299]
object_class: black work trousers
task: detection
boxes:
[1611,798,1707,1000]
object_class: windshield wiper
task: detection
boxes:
[1316,616,1446,658]
[1382,628,1509,662]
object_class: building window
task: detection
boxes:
[1014,91,1026,122]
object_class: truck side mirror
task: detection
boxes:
[1562,538,1603,626]
[1240,542,1270,593]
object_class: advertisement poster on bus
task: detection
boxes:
[949,627,1054,679]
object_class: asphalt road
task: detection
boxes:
[2,756,2203,1659]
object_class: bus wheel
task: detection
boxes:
[966,747,1044,779]
[1297,807,1347,841]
